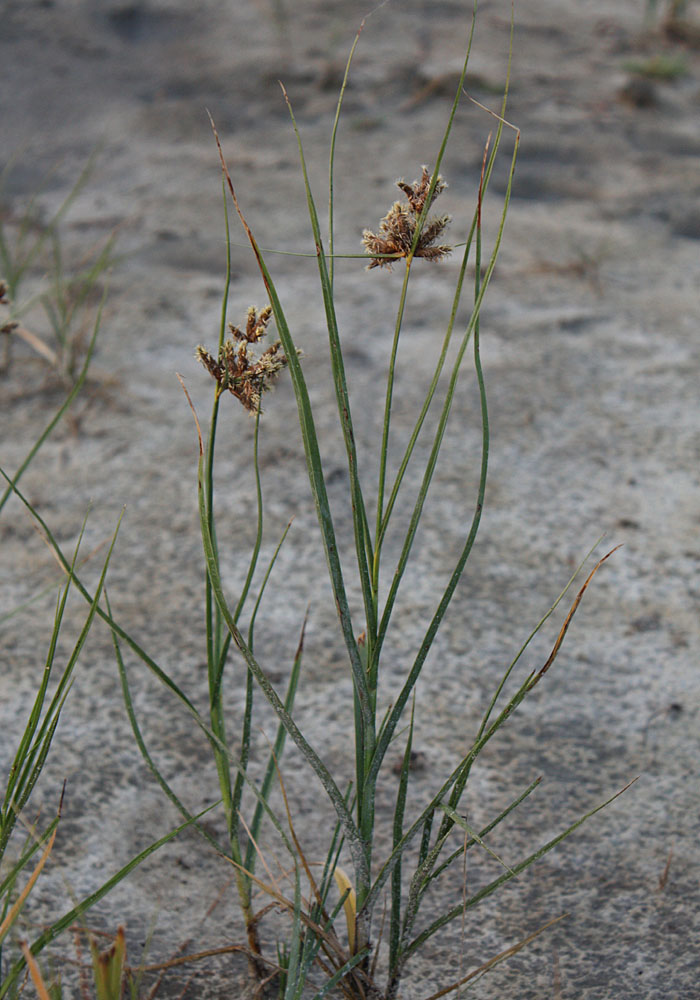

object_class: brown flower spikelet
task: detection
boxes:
[362,166,451,270]
[196,305,292,413]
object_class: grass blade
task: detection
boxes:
[389,702,414,980]
[0,808,59,946]
[0,286,106,515]
[282,87,376,653]
[246,611,306,865]
[185,396,368,886]
[402,779,637,961]
[369,129,520,790]
[426,778,542,889]
[0,805,218,1000]
[420,913,568,1000]
[208,116,371,730]
[438,805,515,874]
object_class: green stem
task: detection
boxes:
[372,256,413,618]
[205,180,235,848]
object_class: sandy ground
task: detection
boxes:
[2,1,700,997]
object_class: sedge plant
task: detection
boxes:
[186,6,628,998]
[0,5,630,998]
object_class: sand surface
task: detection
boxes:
[2,1,700,997]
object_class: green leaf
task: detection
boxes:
[402,779,637,961]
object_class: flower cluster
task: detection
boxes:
[362,166,452,270]
[196,305,290,413]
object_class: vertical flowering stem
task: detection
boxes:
[197,190,283,977]
[372,254,413,602]
[368,1,479,656]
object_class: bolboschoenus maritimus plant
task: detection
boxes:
[182,5,630,999]
[0,4,632,998]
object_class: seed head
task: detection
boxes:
[197,305,295,413]
[362,166,452,270]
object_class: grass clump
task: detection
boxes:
[0,159,121,992]
[0,154,117,387]
[0,154,116,530]
[1,4,630,998]
[623,52,689,78]
[181,7,626,997]
[645,0,690,23]
[644,0,700,43]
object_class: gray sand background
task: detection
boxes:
[2,1,699,997]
